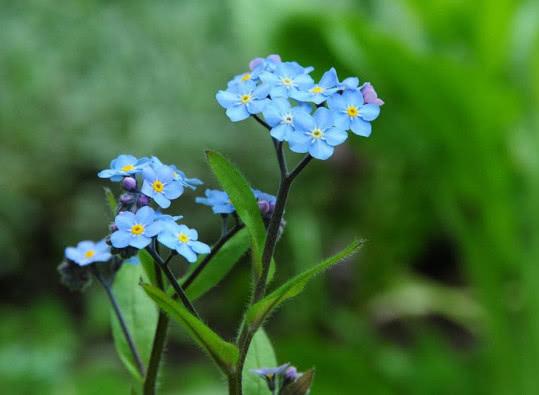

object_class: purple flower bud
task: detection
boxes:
[119,193,134,205]
[122,176,137,191]
[258,200,272,216]
[360,82,384,106]
[137,194,150,207]
[109,223,118,232]
[285,366,299,382]
[249,57,264,70]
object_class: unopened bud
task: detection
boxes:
[122,176,137,191]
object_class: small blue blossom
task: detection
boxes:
[98,154,149,182]
[227,68,264,88]
[327,90,381,137]
[157,223,210,263]
[262,98,310,141]
[195,189,235,214]
[249,54,282,72]
[252,364,290,391]
[110,206,162,249]
[259,62,314,99]
[154,212,183,226]
[288,107,348,160]
[141,163,184,208]
[150,157,203,190]
[338,76,360,91]
[291,68,340,104]
[216,81,270,122]
[65,240,111,266]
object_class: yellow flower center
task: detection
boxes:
[240,94,252,104]
[281,77,293,86]
[152,180,164,193]
[84,250,96,258]
[131,224,145,235]
[121,164,135,172]
[310,85,325,94]
[346,105,359,118]
[311,128,324,139]
[178,232,190,243]
[241,73,251,81]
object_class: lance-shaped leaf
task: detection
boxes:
[111,264,158,382]
[103,187,117,218]
[246,240,363,329]
[142,283,239,374]
[206,150,266,276]
[242,329,277,395]
[280,369,315,395]
[138,249,158,288]
[183,227,250,300]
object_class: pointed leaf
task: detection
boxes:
[183,227,250,300]
[111,264,158,381]
[246,240,363,329]
[280,369,315,395]
[103,187,117,218]
[138,249,158,287]
[243,329,277,395]
[142,283,239,374]
[206,150,267,276]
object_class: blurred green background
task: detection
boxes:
[1,0,539,393]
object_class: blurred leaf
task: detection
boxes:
[246,240,363,328]
[142,282,239,374]
[103,187,117,218]
[184,227,250,300]
[206,150,266,277]
[138,249,158,288]
[280,369,315,395]
[111,264,158,382]
[242,329,277,395]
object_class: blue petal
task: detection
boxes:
[111,231,131,248]
[130,235,152,249]
[294,74,314,88]
[141,181,155,198]
[115,211,136,230]
[247,99,267,114]
[65,247,81,262]
[320,68,338,88]
[164,181,184,200]
[97,169,117,179]
[226,105,250,122]
[143,165,157,182]
[136,206,156,225]
[115,155,137,168]
[153,193,171,209]
[253,83,270,99]
[327,93,346,110]
[313,107,333,130]
[190,241,211,254]
[359,104,380,121]
[309,140,334,160]
[324,127,348,146]
[269,86,288,98]
[178,244,197,263]
[350,118,372,137]
[187,228,198,240]
[293,111,315,133]
[344,90,364,107]
[270,124,292,141]
[158,232,178,250]
[333,113,350,130]
[263,102,284,127]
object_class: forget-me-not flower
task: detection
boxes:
[288,107,348,160]
[98,154,149,182]
[195,189,235,214]
[65,240,112,266]
[150,157,203,190]
[338,76,360,91]
[327,90,381,137]
[141,163,184,208]
[291,68,340,104]
[110,206,162,249]
[259,62,314,99]
[216,81,270,122]
[262,98,310,141]
[157,223,210,263]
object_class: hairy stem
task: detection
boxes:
[93,267,145,378]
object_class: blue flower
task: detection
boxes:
[227,68,264,88]
[216,81,270,122]
[288,107,348,160]
[262,98,310,141]
[327,90,381,137]
[157,223,210,263]
[259,62,314,99]
[98,154,149,182]
[65,240,112,266]
[249,54,282,72]
[150,157,203,190]
[291,68,340,104]
[110,206,162,249]
[338,76,360,91]
[141,163,184,208]
[195,189,235,214]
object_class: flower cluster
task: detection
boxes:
[64,154,210,268]
[216,54,383,160]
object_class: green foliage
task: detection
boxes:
[242,329,277,395]
[184,227,251,301]
[246,240,363,329]
[142,283,239,374]
[111,264,157,382]
[206,150,267,276]
[138,249,158,288]
[103,187,117,218]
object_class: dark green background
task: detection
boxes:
[1,0,539,393]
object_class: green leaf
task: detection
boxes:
[246,240,364,329]
[142,283,239,374]
[280,369,315,395]
[111,264,158,382]
[242,329,277,395]
[103,187,117,218]
[183,227,250,301]
[138,249,158,287]
[206,150,267,276]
